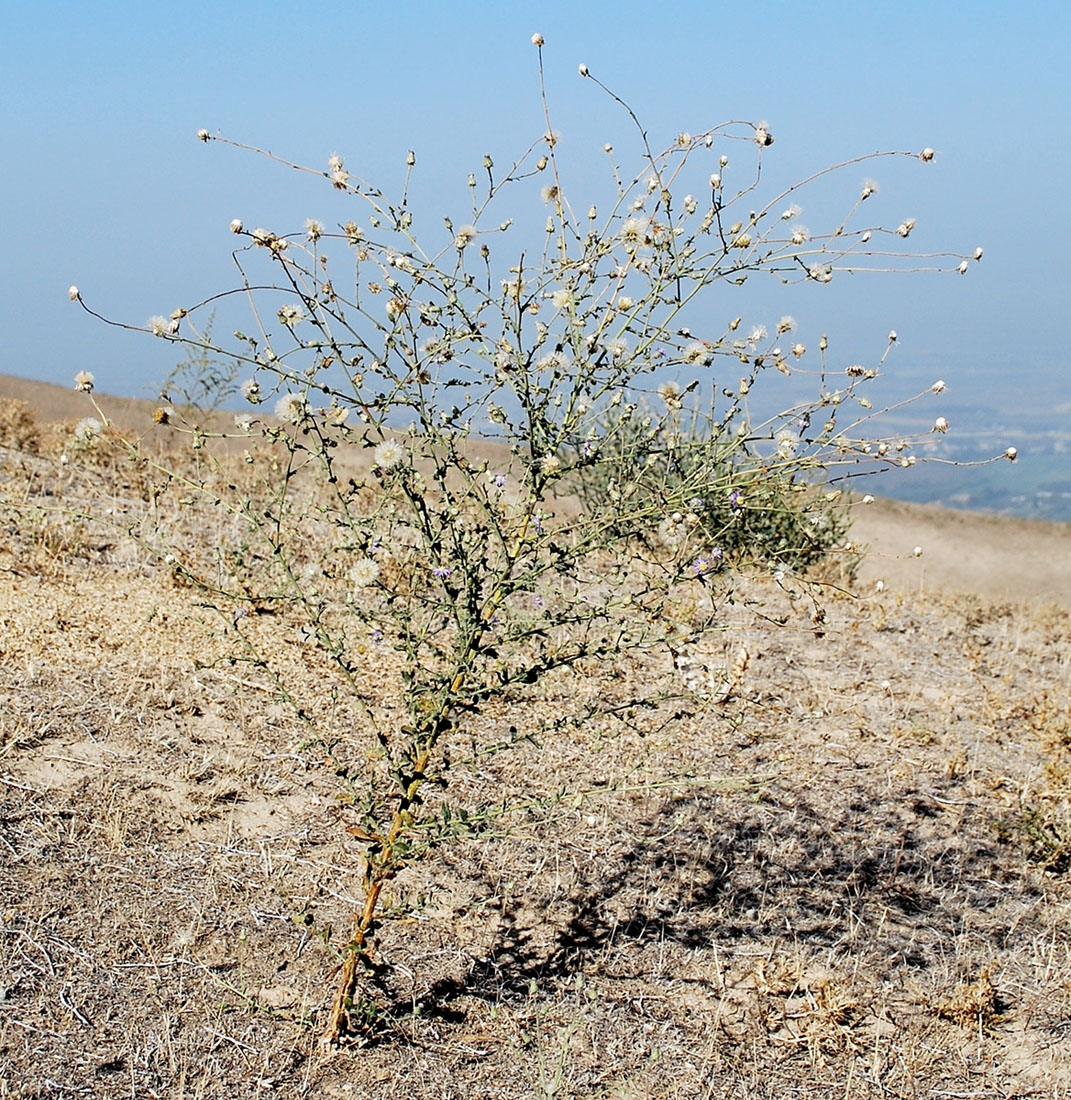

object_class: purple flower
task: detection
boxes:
[433,566,452,579]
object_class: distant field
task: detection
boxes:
[862,450,1071,521]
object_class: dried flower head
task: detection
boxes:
[603,336,629,360]
[620,216,651,250]
[350,558,380,589]
[274,393,307,423]
[68,285,80,301]
[73,417,102,444]
[896,217,917,238]
[776,430,797,459]
[683,342,712,365]
[933,416,948,433]
[74,370,94,392]
[230,218,243,234]
[1003,446,1018,461]
[530,32,544,46]
[658,381,683,408]
[931,379,946,394]
[374,439,405,469]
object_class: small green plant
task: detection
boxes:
[995,803,1070,874]
[71,35,1001,1042]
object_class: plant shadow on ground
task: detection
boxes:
[391,783,1021,1027]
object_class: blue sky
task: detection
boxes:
[2,0,1068,434]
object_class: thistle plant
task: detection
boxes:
[70,36,995,1042]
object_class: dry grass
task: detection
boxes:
[2,382,1070,1098]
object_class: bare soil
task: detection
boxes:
[1,377,1069,1098]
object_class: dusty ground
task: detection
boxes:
[1,377,1069,1098]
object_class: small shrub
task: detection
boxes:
[71,36,993,1041]
[0,398,40,454]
